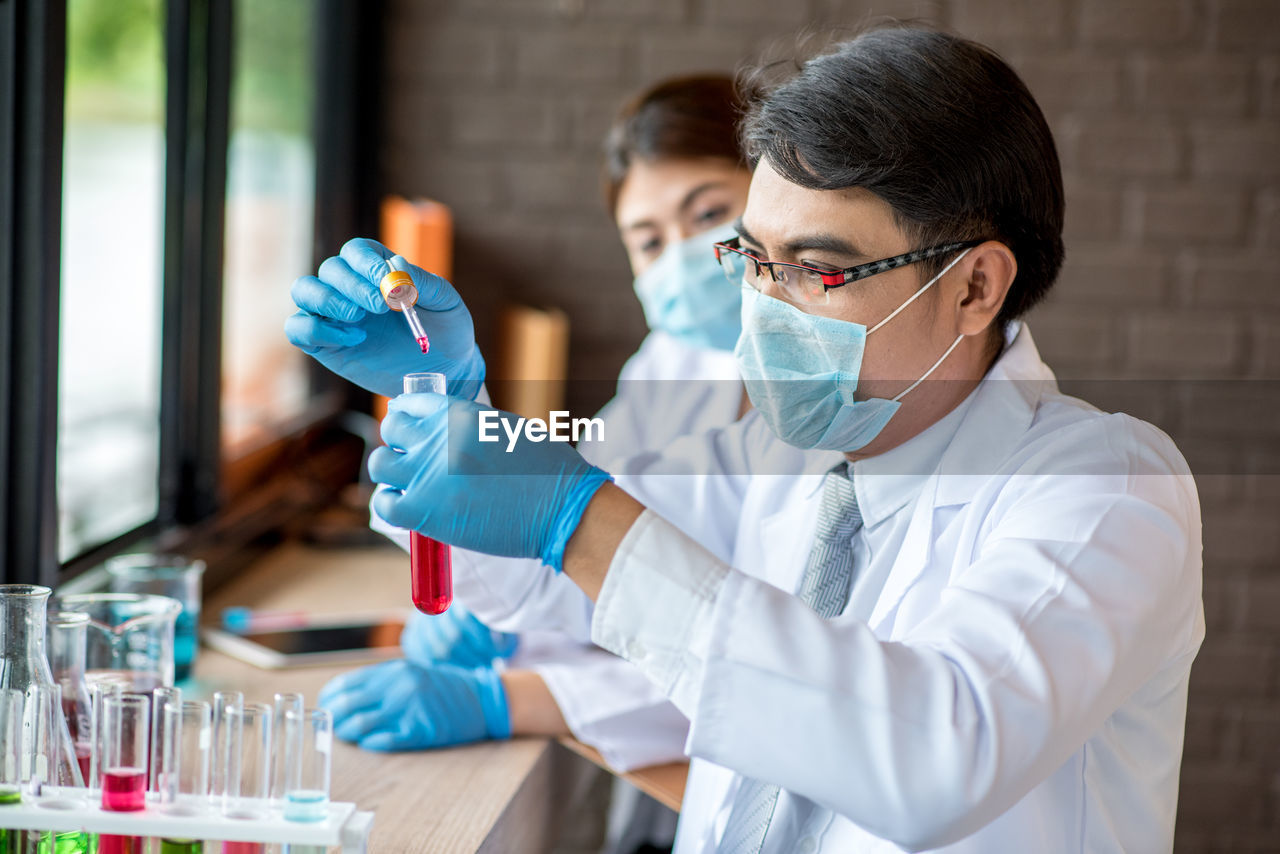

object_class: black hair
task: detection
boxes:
[603,74,752,215]
[740,24,1065,325]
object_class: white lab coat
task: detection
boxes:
[590,324,1204,853]
[371,329,743,770]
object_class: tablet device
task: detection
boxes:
[201,610,409,669]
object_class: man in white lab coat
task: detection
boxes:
[291,23,1203,854]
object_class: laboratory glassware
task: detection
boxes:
[100,694,148,854]
[150,686,182,792]
[222,703,271,821]
[379,256,430,354]
[0,585,84,792]
[57,593,181,692]
[87,680,122,790]
[401,372,453,614]
[100,694,148,811]
[0,688,22,803]
[25,685,92,853]
[282,708,331,823]
[47,610,93,783]
[169,701,211,813]
[210,691,243,803]
[269,693,303,803]
[25,683,84,790]
[157,702,209,854]
[106,554,205,681]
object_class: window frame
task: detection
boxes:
[0,0,380,586]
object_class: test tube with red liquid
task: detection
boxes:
[100,693,149,854]
[402,372,453,614]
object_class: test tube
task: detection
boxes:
[379,256,430,354]
[100,694,148,811]
[222,702,272,820]
[270,693,304,802]
[210,690,243,800]
[157,703,208,854]
[25,683,84,791]
[150,686,182,792]
[89,680,123,789]
[282,708,331,823]
[154,695,182,808]
[0,689,22,804]
[402,372,453,615]
[170,701,211,812]
[99,695,148,854]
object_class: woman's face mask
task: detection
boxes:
[632,222,742,351]
[734,249,972,451]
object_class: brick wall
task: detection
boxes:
[380,1,1280,850]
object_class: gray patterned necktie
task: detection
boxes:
[716,462,863,854]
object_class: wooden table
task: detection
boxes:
[195,541,688,852]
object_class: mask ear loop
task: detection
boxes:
[892,333,965,402]
[867,248,973,335]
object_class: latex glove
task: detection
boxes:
[317,659,510,751]
[368,393,611,571]
[401,603,519,669]
[285,237,485,399]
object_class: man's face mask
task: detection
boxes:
[632,222,742,352]
[733,249,972,451]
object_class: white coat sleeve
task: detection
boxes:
[592,419,1203,851]
[532,646,690,772]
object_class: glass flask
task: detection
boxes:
[47,611,92,784]
[56,593,180,692]
[0,585,83,789]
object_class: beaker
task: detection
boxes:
[56,593,181,692]
[47,610,92,782]
[106,554,205,681]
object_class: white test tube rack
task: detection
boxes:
[0,789,374,852]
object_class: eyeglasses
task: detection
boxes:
[712,236,982,304]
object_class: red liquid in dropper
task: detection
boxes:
[417,335,429,354]
[410,532,452,614]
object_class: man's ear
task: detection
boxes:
[954,240,1017,337]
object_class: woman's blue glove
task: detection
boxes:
[368,393,612,571]
[401,604,519,669]
[317,659,510,751]
[285,237,485,399]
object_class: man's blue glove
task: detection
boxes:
[368,393,612,571]
[401,604,519,669]
[285,237,485,399]
[317,659,510,751]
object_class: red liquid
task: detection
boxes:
[416,335,429,354]
[221,843,265,854]
[410,532,452,614]
[76,744,91,783]
[102,767,146,811]
[99,836,142,854]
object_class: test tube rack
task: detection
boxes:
[0,789,374,852]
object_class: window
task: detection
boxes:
[0,0,378,586]
[222,0,317,455]
[57,0,166,560]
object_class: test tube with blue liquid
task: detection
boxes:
[282,708,331,823]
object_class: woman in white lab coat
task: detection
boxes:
[328,77,754,846]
